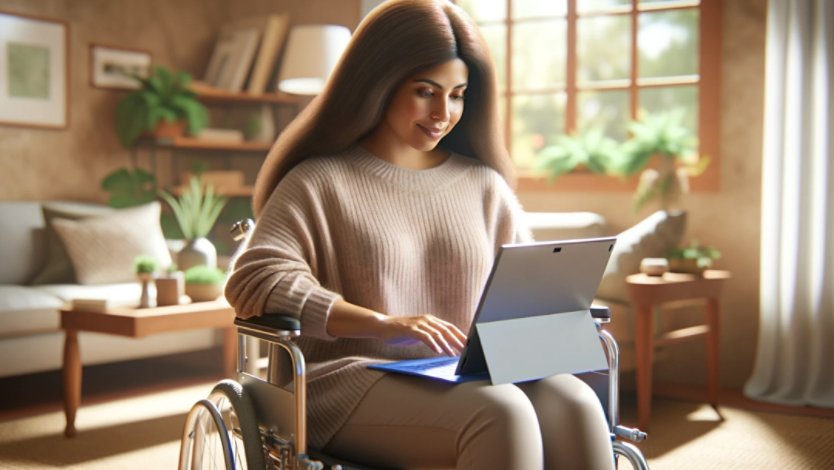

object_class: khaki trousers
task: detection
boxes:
[323,373,615,470]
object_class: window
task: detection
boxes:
[456,0,720,192]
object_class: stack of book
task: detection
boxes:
[203,13,291,95]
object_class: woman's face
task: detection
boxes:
[383,58,469,152]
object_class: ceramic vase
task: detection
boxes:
[138,272,153,308]
[178,237,217,272]
[156,271,184,306]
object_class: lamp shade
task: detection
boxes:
[277,25,352,95]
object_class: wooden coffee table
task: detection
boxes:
[60,299,237,437]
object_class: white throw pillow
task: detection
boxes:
[595,210,687,303]
[52,202,173,285]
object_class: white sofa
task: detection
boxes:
[0,202,224,379]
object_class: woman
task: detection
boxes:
[225,1,615,468]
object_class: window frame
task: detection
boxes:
[462,0,722,193]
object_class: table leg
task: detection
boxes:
[222,327,237,378]
[635,304,654,432]
[706,298,721,406]
[63,329,81,438]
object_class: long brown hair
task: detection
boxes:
[252,0,514,216]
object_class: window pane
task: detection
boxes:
[456,0,506,22]
[577,90,630,141]
[511,93,566,168]
[577,15,631,84]
[638,85,698,136]
[480,24,507,93]
[638,9,699,78]
[512,20,567,90]
[578,0,631,14]
[513,0,567,20]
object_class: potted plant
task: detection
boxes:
[534,128,621,183]
[155,262,184,306]
[115,65,210,148]
[184,264,226,302]
[666,240,721,275]
[158,175,228,271]
[134,254,158,308]
[611,109,710,213]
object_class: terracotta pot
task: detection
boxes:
[152,119,186,139]
[156,272,184,306]
[185,282,223,302]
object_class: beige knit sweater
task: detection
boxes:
[225,144,531,448]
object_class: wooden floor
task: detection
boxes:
[0,347,226,423]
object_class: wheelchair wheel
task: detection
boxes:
[179,380,266,470]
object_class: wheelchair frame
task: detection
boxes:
[178,220,650,470]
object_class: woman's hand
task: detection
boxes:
[326,299,467,356]
[377,314,467,356]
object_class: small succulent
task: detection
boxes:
[134,254,158,274]
[184,265,226,285]
[667,240,722,269]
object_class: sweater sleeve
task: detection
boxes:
[224,167,341,341]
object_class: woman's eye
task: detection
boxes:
[418,90,433,98]
[452,95,465,101]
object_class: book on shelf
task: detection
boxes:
[203,14,291,94]
[247,14,290,95]
[194,128,245,143]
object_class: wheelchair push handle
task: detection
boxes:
[231,218,255,241]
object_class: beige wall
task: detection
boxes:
[0,0,360,202]
[518,0,768,390]
[0,0,766,389]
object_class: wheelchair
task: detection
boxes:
[178,220,651,470]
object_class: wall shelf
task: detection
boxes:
[173,185,254,197]
[138,136,273,152]
[190,82,298,105]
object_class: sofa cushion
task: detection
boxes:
[0,286,63,312]
[51,202,173,285]
[34,282,152,305]
[30,202,114,285]
[596,210,687,303]
[0,286,63,336]
[522,212,607,241]
[0,202,48,285]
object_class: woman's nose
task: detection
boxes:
[431,99,450,122]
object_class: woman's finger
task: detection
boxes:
[414,329,443,354]
[427,318,465,352]
[430,318,467,349]
[423,325,456,356]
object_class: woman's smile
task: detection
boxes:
[417,123,444,140]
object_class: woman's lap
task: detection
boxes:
[322,373,614,470]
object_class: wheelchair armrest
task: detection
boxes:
[590,305,611,321]
[234,314,301,333]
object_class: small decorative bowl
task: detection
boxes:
[640,258,669,276]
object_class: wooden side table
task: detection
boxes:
[626,269,731,431]
[60,299,237,437]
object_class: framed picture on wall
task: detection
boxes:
[90,44,152,90]
[0,11,69,129]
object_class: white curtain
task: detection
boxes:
[744,0,834,407]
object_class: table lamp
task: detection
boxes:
[277,24,352,95]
